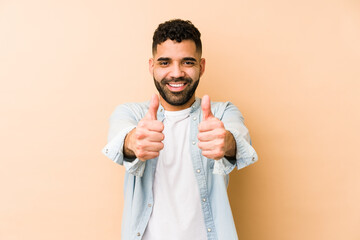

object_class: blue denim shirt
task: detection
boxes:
[102,97,258,240]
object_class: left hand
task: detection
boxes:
[198,95,232,160]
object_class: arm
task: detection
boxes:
[221,102,258,171]
[198,95,258,175]
[102,95,164,177]
[101,103,147,176]
[123,129,137,160]
[102,103,138,165]
[224,130,236,162]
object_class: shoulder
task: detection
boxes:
[211,101,231,111]
[210,100,243,120]
[111,101,150,121]
[210,100,232,115]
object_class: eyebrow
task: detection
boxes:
[183,57,197,62]
[157,57,170,61]
[156,57,197,62]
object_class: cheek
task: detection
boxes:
[186,68,200,79]
[153,68,167,80]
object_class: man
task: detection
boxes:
[102,19,258,240]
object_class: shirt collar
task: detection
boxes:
[157,97,201,117]
[190,97,201,113]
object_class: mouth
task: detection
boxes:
[166,82,188,92]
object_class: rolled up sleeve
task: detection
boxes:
[101,104,146,176]
[217,102,258,174]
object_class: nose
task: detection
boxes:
[169,63,185,78]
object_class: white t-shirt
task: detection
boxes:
[142,107,207,240]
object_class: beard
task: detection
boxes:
[153,76,200,106]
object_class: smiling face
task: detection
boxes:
[149,39,205,111]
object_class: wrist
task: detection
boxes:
[224,130,236,158]
[124,128,136,159]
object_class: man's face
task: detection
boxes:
[149,39,205,110]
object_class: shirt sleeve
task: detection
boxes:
[101,104,146,176]
[213,102,258,175]
[213,158,237,175]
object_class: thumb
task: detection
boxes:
[147,94,159,120]
[201,95,213,120]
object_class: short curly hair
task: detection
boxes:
[152,19,202,55]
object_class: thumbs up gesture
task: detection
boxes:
[198,95,236,160]
[124,94,165,161]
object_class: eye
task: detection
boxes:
[184,61,195,65]
[159,61,169,66]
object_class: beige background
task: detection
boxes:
[1,0,359,239]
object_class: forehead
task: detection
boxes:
[154,39,199,59]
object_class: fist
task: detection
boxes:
[197,95,228,160]
[125,94,164,161]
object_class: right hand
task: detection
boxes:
[124,94,164,161]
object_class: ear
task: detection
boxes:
[149,58,154,75]
[199,58,206,77]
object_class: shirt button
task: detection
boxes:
[252,157,256,161]
[192,141,196,145]
[148,203,152,207]
[137,232,141,236]
[193,117,197,120]
[105,149,108,154]
[196,169,201,173]
[207,228,212,232]
[202,198,206,202]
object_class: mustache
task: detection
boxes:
[160,77,192,84]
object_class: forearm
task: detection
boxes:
[123,129,136,160]
[224,130,236,159]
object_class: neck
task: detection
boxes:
[160,95,196,111]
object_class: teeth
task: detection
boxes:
[169,83,184,87]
